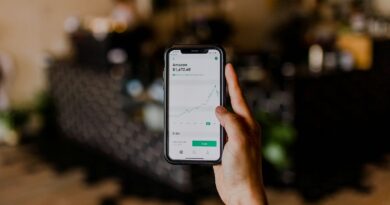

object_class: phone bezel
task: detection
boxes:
[164,45,226,165]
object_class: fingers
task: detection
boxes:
[215,106,248,145]
[225,64,256,127]
[213,165,223,188]
[213,164,221,173]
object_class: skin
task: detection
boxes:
[214,63,267,205]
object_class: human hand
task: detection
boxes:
[213,63,267,205]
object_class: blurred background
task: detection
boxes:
[1,0,390,204]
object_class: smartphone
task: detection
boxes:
[164,45,226,165]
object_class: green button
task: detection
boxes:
[192,140,217,147]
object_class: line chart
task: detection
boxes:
[170,84,219,118]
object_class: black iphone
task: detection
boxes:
[164,45,226,165]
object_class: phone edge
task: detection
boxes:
[163,44,226,165]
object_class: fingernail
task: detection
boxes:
[216,106,227,114]
[226,63,232,69]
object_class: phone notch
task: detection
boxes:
[181,48,208,54]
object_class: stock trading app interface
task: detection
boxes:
[168,49,221,161]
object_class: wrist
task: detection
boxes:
[227,183,266,205]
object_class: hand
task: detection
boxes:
[214,63,267,205]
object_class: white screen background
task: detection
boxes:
[168,49,221,161]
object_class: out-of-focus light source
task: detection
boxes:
[64,16,81,34]
[111,21,128,33]
[309,44,323,74]
[350,13,366,33]
[263,143,287,169]
[0,121,19,146]
[89,17,110,41]
[143,103,164,132]
[111,4,135,26]
[147,79,164,103]
[126,79,144,98]
[107,48,127,64]
[340,51,354,72]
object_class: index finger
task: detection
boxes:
[225,63,256,127]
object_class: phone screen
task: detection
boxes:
[166,48,223,162]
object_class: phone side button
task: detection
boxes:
[163,68,165,91]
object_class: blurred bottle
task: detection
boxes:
[336,1,372,71]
